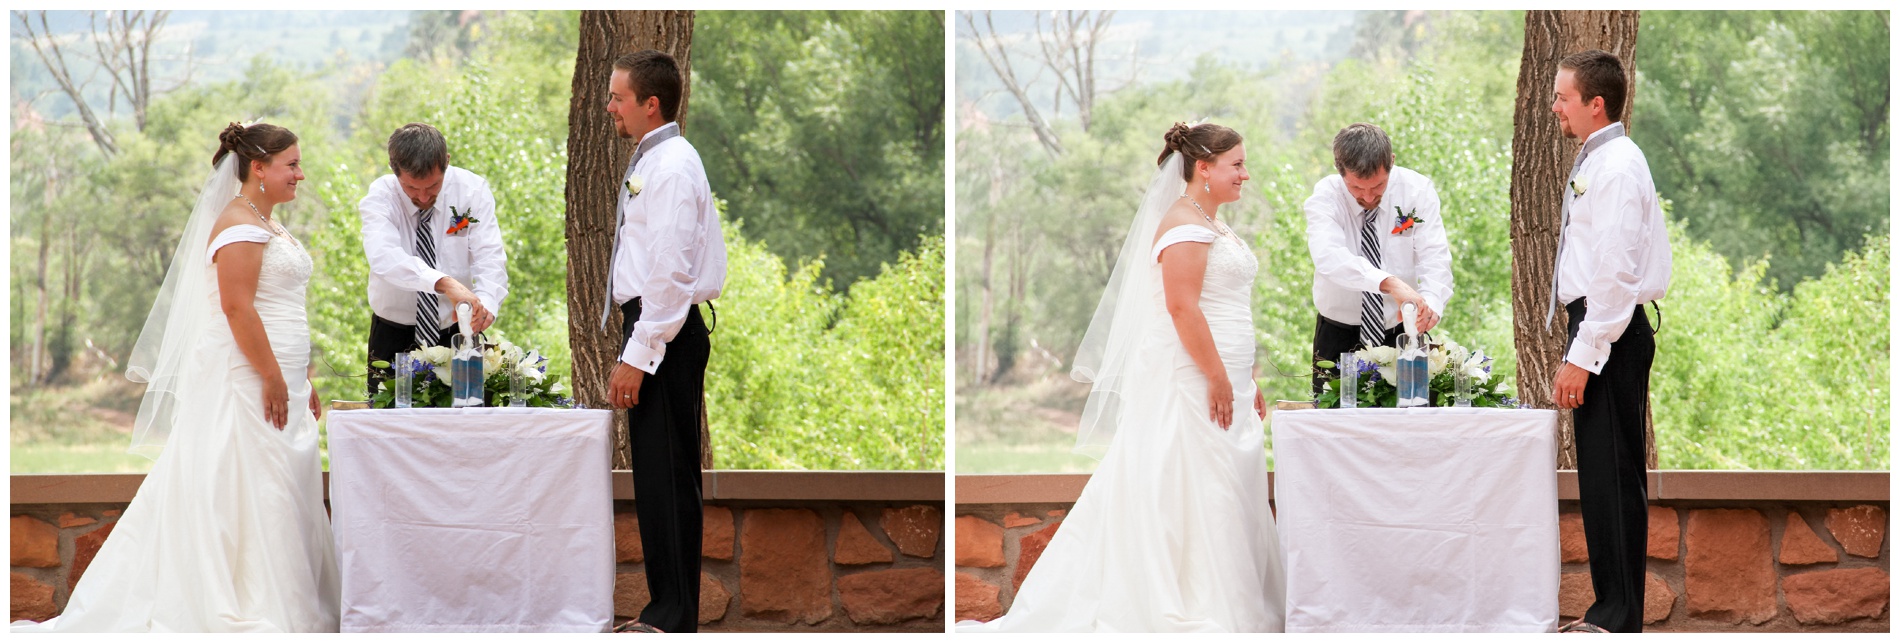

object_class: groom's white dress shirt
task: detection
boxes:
[1555,126,1672,374]
[612,121,728,373]
[1302,165,1455,330]
[360,165,510,329]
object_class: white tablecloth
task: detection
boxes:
[327,408,615,632]
[1271,407,1559,632]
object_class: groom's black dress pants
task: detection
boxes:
[621,297,711,633]
[1310,313,1403,398]
[366,314,456,398]
[1566,298,1655,633]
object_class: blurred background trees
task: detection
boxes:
[9,10,945,472]
[954,10,1887,472]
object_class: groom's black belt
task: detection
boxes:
[618,297,718,334]
[1563,298,1663,336]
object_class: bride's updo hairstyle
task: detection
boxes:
[1158,122,1243,182]
[212,122,299,182]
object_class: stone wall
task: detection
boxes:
[954,471,1889,632]
[11,471,945,633]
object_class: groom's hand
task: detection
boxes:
[609,362,645,408]
[1551,362,1589,409]
[1378,277,1439,332]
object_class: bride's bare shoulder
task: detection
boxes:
[1152,201,1209,244]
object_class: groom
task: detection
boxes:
[1547,49,1671,634]
[359,123,509,397]
[601,49,728,634]
[1302,123,1455,396]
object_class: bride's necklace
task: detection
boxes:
[1180,194,1238,241]
[238,194,299,247]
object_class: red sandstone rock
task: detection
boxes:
[10,573,56,623]
[699,572,731,624]
[1560,512,1588,564]
[1643,572,1675,624]
[1558,572,1594,619]
[838,568,945,625]
[1012,521,1062,592]
[614,572,650,618]
[739,508,831,624]
[1647,506,1679,561]
[1003,511,1041,529]
[881,505,942,558]
[56,513,96,529]
[101,510,120,518]
[1779,512,1839,565]
[1782,567,1890,625]
[1824,505,1886,559]
[834,511,894,565]
[703,506,735,561]
[1683,508,1776,624]
[955,572,1003,622]
[11,515,58,568]
[955,516,1004,568]
[68,522,116,589]
[615,513,643,563]
[1047,509,1066,519]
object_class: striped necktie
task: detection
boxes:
[1358,207,1386,349]
[414,207,442,347]
[1546,122,1627,330]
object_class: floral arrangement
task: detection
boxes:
[369,333,573,408]
[1315,333,1517,408]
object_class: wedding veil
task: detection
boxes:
[124,154,240,458]
[1070,153,1187,458]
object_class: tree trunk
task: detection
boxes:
[1510,10,1648,470]
[974,156,1001,386]
[565,10,701,470]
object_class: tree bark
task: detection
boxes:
[565,10,701,470]
[1510,10,1648,470]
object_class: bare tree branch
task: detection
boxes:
[14,10,119,156]
[960,10,1064,157]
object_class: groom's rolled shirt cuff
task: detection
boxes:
[620,340,666,375]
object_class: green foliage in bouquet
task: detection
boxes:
[1314,334,1516,409]
[368,332,571,409]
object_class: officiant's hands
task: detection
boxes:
[609,362,645,408]
[435,277,494,333]
[1379,277,1439,332]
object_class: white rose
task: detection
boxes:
[432,364,452,383]
[626,175,644,196]
[1362,346,1399,366]
[423,345,455,366]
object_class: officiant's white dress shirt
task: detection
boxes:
[612,122,728,373]
[360,165,510,329]
[1303,165,1455,331]
[1555,127,1672,374]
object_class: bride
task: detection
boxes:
[958,122,1286,632]
[12,122,341,632]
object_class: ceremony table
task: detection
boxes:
[1271,407,1559,632]
[327,408,616,632]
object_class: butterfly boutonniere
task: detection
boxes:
[446,206,479,236]
[1391,205,1424,235]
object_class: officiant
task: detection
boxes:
[359,122,510,397]
[1302,123,1455,396]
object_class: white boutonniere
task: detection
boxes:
[1570,178,1589,197]
[625,174,644,198]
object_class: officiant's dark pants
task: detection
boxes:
[365,314,456,398]
[1567,298,1654,633]
[622,298,710,634]
[1310,314,1403,398]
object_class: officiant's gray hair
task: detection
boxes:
[1331,123,1394,178]
[388,123,450,179]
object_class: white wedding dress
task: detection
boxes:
[13,225,341,632]
[959,224,1286,632]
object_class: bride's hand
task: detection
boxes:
[1254,386,1267,420]
[1208,375,1234,430]
[262,376,290,430]
[309,388,323,421]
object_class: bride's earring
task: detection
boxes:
[1203,180,1211,194]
